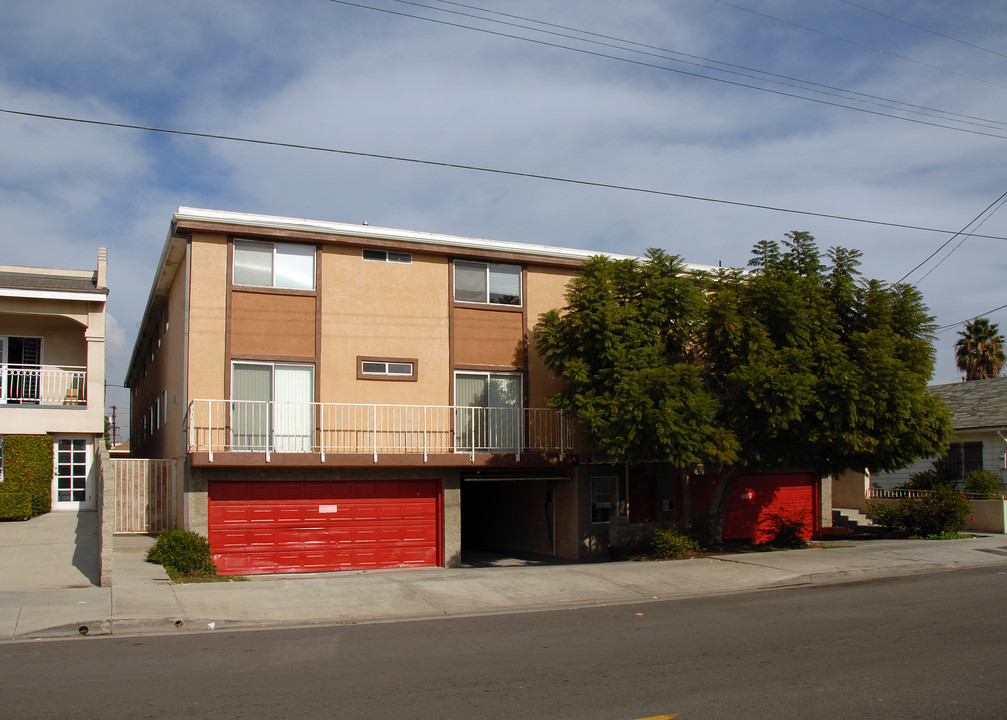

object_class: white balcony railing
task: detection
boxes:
[1,364,87,407]
[187,399,575,462]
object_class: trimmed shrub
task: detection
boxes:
[760,510,809,548]
[0,491,32,520]
[869,484,971,537]
[146,529,217,577]
[652,526,700,559]
[964,469,1001,500]
[0,435,53,520]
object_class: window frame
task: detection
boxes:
[230,360,316,453]
[356,356,419,382]
[453,261,523,307]
[232,239,316,291]
[362,249,412,264]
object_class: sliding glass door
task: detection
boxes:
[455,372,522,453]
[231,362,313,452]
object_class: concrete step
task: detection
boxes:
[833,507,875,528]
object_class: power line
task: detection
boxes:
[417,0,1007,131]
[4,105,1007,242]
[709,0,1007,90]
[326,0,1007,140]
[912,192,1007,285]
[895,188,1007,285]
[936,303,1007,334]
[838,0,1007,61]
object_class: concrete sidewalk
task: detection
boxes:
[4,531,1007,642]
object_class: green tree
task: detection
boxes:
[536,233,952,547]
[954,317,1006,381]
[535,250,737,469]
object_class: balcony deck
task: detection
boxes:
[1,365,88,408]
[187,399,575,467]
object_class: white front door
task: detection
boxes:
[52,437,93,510]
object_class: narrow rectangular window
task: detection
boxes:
[357,357,418,381]
[363,249,412,264]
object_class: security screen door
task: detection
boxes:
[2,336,42,405]
[455,372,522,453]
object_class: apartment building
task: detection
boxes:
[0,249,108,511]
[127,208,718,575]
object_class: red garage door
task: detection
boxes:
[208,480,442,575]
[690,472,818,544]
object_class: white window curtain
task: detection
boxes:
[273,364,314,452]
[274,244,315,290]
[232,363,271,451]
[454,261,487,303]
[233,240,273,287]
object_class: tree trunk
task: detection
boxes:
[707,467,738,550]
[679,471,693,528]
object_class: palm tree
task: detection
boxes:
[955,318,1006,381]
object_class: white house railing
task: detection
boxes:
[1,364,87,407]
[869,487,1005,501]
[187,399,575,462]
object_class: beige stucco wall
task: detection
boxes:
[320,246,451,406]
[964,500,1007,534]
[186,235,228,402]
[833,469,870,511]
[524,265,576,408]
[132,243,192,460]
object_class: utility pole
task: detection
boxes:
[109,405,120,447]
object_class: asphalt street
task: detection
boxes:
[5,566,1007,720]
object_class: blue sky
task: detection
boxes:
[2,0,1006,429]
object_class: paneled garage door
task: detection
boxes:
[208,480,442,575]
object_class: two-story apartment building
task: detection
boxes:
[0,250,108,511]
[128,208,720,575]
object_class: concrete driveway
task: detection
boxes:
[0,511,100,589]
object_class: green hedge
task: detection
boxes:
[1,435,53,520]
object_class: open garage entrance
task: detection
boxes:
[460,475,565,563]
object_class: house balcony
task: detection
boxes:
[187,399,576,468]
[1,364,88,407]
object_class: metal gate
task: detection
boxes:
[111,458,178,534]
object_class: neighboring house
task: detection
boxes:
[0,249,108,510]
[126,207,724,574]
[873,377,1007,490]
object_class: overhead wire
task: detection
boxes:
[708,0,1007,90]
[4,105,1007,243]
[417,0,1007,131]
[936,302,1007,334]
[326,0,1007,140]
[912,192,1007,285]
[895,188,1007,285]
[837,0,1007,61]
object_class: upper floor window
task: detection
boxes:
[363,249,412,264]
[233,239,315,290]
[454,261,521,306]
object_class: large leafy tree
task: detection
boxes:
[535,249,737,469]
[954,317,1006,381]
[536,233,951,546]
